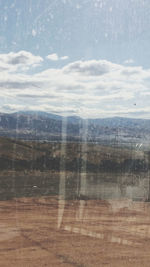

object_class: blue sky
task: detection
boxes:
[0,0,150,118]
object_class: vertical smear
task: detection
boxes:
[57,115,67,229]
[80,118,88,196]
[12,112,20,260]
[78,200,86,221]
[77,118,88,221]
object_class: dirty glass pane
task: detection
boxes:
[0,0,150,266]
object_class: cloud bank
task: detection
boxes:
[0,51,150,119]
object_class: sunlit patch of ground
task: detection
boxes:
[0,197,150,266]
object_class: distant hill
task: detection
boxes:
[0,111,150,145]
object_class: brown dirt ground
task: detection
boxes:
[0,197,150,267]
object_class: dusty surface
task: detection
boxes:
[0,197,150,266]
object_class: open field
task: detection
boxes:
[0,137,150,266]
[1,197,150,266]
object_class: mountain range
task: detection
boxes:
[0,111,150,146]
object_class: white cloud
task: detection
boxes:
[124,59,134,65]
[46,53,69,61]
[0,51,43,72]
[61,56,69,60]
[47,53,59,61]
[0,54,150,118]
[63,60,121,76]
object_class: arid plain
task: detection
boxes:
[1,196,150,267]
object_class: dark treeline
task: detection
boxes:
[0,155,148,173]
